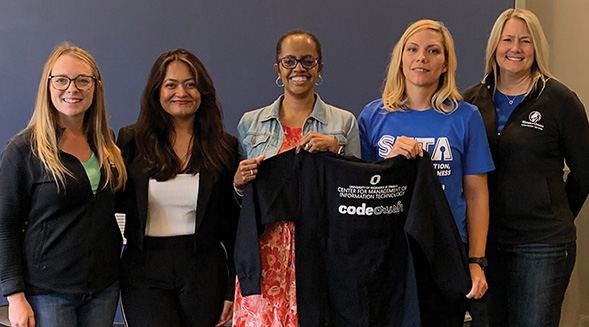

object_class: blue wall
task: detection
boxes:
[0,0,512,151]
[0,0,513,310]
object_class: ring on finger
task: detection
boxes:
[305,143,310,150]
[250,169,254,176]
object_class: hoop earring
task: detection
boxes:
[315,75,323,86]
[275,76,284,87]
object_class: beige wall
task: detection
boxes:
[517,1,589,326]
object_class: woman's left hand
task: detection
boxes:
[297,131,339,154]
[215,300,233,327]
[466,264,488,300]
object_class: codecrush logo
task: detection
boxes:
[338,201,404,216]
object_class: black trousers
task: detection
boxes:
[121,236,227,327]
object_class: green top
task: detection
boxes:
[81,152,101,195]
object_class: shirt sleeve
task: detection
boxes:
[234,150,300,296]
[236,114,250,161]
[219,167,241,300]
[463,106,495,175]
[560,91,589,217]
[358,104,379,161]
[343,114,362,159]
[0,142,30,296]
[404,154,471,302]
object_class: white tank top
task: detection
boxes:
[145,173,199,236]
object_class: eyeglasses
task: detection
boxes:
[278,56,321,69]
[48,75,96,91]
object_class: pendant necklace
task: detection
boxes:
[504,94,520,105]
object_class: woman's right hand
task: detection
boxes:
[386,136,423,159]
[7,292,35,327]
[233,155,265,192]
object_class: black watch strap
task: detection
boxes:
[468,257,488,269]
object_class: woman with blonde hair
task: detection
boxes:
[464,8,589,326]
[359,19,494,326]
[0,43,127,327]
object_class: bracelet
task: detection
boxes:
[233,183,245,197]
[337,145,345,155]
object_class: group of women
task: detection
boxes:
[0,7,587,327]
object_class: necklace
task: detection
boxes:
[504,93,520,105]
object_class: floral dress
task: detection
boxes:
[233,125,301,327]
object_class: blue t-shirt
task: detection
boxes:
[358,99,495,242]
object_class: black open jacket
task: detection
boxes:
[464,77,589,245]
[0,130,122,297]
[116,125,240,300]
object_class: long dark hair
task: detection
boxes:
[134,48,234,181]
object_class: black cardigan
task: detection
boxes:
[0,130,122,296]
[116,125,240,300]
[464,77,589,245]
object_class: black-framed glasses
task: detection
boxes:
[48,75,96,91]
[278,55,321,69]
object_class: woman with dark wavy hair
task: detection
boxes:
[117,48,239,327]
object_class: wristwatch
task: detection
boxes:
[468,257,488,269]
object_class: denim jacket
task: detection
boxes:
[236,94,361,160]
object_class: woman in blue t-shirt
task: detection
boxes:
[358,19,495,326]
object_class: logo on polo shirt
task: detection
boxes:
[521,111,544,131]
